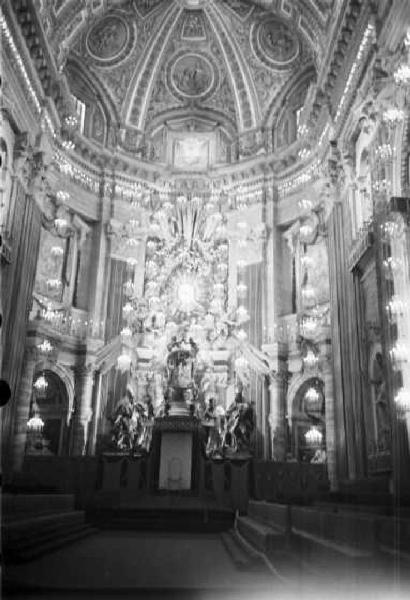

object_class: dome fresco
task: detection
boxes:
[42,0,340,157]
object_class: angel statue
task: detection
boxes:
[223,384,254,455]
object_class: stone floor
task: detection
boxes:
[3,531,276,599]
[3,530,410,600]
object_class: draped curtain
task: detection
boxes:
[1,183,42,457]
[105,258,128,342]
[327,203,367,480]
[243,262,265,456]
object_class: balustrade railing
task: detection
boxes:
[30,296,104,341]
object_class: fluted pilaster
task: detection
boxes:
[71,366,95,456]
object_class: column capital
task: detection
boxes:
[74,362,96,377]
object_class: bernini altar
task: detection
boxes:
[1,0,410,596]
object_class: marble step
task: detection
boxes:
[221,529,265,571]
[3,511,87,543]
[247,500,290,533]
[10,526,98,563]
[3,494,75,522]
[236,515,285,554]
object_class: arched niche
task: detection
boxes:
[288,375,325,463]
[27,365,74,456]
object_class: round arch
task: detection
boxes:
[287,373,325,461]
[29,364,75,456]
[34,360,75,424]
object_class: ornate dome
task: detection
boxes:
[39,0,341,162]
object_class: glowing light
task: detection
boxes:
[305,387,320,403]
[303,350,319,370]
[387,296,407,317]
[46,278,62,289]
[120,327,133,338]
[215,405,225,417]
[236,305,250,323]
[394,388,410,413]
[301,317,318,336]
[390,342,409,363]
[298,199,313,211]
[383,108,405,123]
[236,328,247,341]
[33,375,48,393]
[335,23,375,121]
[117,353,132,372]
[123,302,133,316]
[177,281,196,312]
[54,218,68,232]
[301,255,314,269]
[38,340,53,354]
[56,190,70,204]
[301,286,316,303]
[383,257,402,274]
[300,224,314,240]
[61,139,75,151]
[27,414,44,433]
[394,64,410,85]
[305,426,323,446]
[381,214,405,240]
[51,246,64,257]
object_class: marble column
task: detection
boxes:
[11,346,37,472]
[71,366,95,456]
[263,343,287,461]
[268,375,287,462]
[321,354,338,491]
[88,181,112,339]
[89,371,102,455]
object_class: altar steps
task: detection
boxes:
[3,510,97,564]
[88,506,235,533]
[221,529,267,572]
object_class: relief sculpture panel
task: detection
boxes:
[169,53,217,100]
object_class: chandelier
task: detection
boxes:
[33,374,48,394]
[27,400,44,433]
[117,352,132,373]
[383,107,405,124]
[37,339,53,354]
[394,64,410,85]
[394,388,410,414]
[304,426,323,447]
[303,349,319,370]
